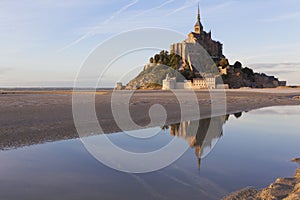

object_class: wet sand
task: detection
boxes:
[0,88,300,150]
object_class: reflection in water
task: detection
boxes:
[167,114,231,170]
[2,106,300,200]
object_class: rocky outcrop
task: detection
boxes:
[222,187,259,200]
[126,64,181,90]
[222,67,286,89]
[292,96,300,100]
[126,50,287,90]
[222,159,300,200]
[257,177,297,200]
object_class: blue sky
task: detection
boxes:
[0,0,300,87]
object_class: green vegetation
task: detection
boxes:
[233,61,242,69]
[149,50,181,70]
[143,83,162,89]
[221,61,283,88]
[127,49,286,90]
[180,69,195,80]
[148,50,218,80]
[218,58,229,68]
[126,64,184,89]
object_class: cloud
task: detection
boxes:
[249,107,300,116]
[249,63,300,69]
[166,0,198,16]
[264,70,298,75]
[57,0,139,52]
[129,0,175,19]
[205,1,236,13]
[166,0,236,17]
[58,0,238,52]
[34,0,109,8]
[247,63,300,85]
[102,0,139,25]
[262,12,300,22]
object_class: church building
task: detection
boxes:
[170,4,224,63]
[163,5,221,90]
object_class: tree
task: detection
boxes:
[163,57,169,65]
[242,67,254,76]
[149,57,154,63]
[169,53,181,69]
[233,61,242,69]
[218,58,229,68]
[154,54,160,63]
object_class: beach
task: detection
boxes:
[1,88,300,200]
[1,88,300,150]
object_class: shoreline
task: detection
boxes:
[0,89,300,150]
[1,88,300,199]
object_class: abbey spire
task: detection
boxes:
[194,3,203,34]
[171,3,224,62]
[197,3,200,21]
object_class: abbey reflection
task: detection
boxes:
[169,114,236,170]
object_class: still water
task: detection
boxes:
[0,106,300,200]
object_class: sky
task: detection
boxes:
[0,0,300,87]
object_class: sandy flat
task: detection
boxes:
[0,88,300,150]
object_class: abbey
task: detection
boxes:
[125,4,286,90]
[170,5,224,62]
[161,5,223,90]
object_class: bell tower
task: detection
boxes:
[194,3,203,34]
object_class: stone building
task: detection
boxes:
[115,82,124,90]
[170,5,223,65]
[162,74,216,90]
[162,74,176,90]
[193,77,216,89]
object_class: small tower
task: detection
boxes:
[194,3,203,34]
[115,82,123,90]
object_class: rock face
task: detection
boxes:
[126,50,287,90]
[257,178,297,200]
[222,187,259,200]
[222,162,300,200]
[222,68,286,89]
[292,96,300,100]
[126,64,181,90]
